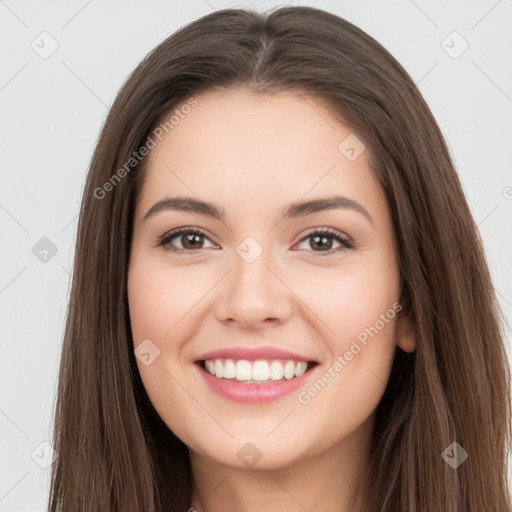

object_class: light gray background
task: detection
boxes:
[1,0,511,509]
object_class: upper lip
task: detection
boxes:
[195,346,317,363]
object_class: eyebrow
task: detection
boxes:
[142,195,373,224]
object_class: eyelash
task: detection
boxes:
[157,226,354,257]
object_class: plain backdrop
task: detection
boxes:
[1,0,511,509]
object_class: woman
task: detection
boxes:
[48,6,512,511]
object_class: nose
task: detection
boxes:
[215,244,293,330]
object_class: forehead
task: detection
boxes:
[136,88,384,221]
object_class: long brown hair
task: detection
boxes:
[48,6,512,511]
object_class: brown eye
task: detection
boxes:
[158,228,216,252]
[295,228,353,256]
[309,234,334,251]
[180,232,205,250]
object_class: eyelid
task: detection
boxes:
[157,226,219,252]
[294,226,354,254]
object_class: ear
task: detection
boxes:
[395,305,416,353]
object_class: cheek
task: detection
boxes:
[127,261,201,435]
[294,282,399,444]
[127,261,204,344]
[304,260,400,348]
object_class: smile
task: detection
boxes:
[202,358,313,382]
[196,358,319,403]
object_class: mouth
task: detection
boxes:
[195,358,319,403]
[196,358,319,384]
[193,346,320,402]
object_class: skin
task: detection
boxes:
[127,88,416,512]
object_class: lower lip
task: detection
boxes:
[196,363,317,403]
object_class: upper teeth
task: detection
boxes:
[204,359,308,382]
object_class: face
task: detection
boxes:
[127,88,415,470]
